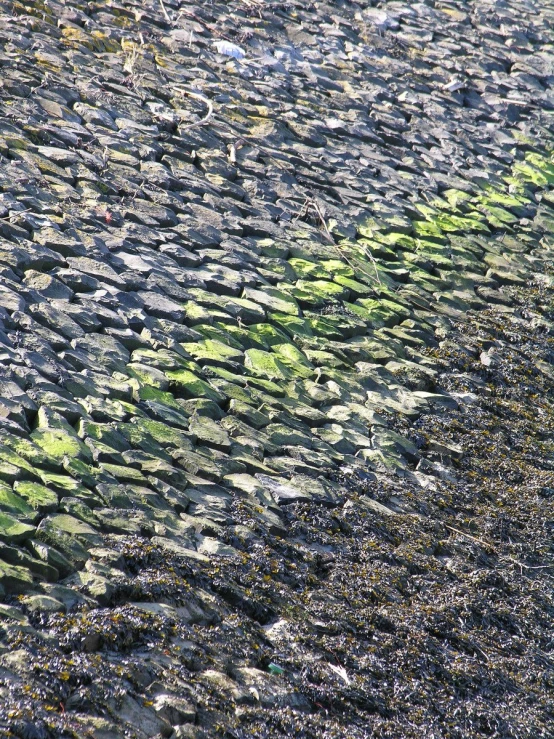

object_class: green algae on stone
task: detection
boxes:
[126,362,169,389]
[165,369,226,403]
[62,456,100,488]
[244,349,294,382]
[296,279,350,302]
[247,323,293,348]
[99,463,148,483]
[35,516,95,569]
[131,348,191,370]
[183,300,215,326]
[372,231,416,250]
[271,343,314,378]
[13,481,58,513]
[181,339,244,370]
[304,315,345,340]
[268,313,315,341]
[138,384,182,408]
[411,220,446,240]
[31,428,92,461]
[77,421,131,452]
[0,434,59,471]
[216,322,264,351]
[0,484,35,520]
[189,415,231,452]
[26,539,73,578]
[0,511,36,543]
[332,274,373,296]
[243,286,301,316]
[0,560,35,594]
[38,470,94,496]
[128,417,193,449]
[288,257,330,280]
[0,445,41,480]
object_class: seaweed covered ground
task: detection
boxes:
[0,0,553,736]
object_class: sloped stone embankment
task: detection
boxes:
[0,0,553,737]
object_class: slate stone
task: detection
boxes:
[0,1,553,734]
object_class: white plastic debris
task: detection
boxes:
[327,663,351,685]
[213,41,246,59]
[443,78,465,93]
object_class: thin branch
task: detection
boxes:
[445,524,553,572]
[159,0,171,24]
[173,88,214,132]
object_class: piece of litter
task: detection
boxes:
[328,663,351,685]
[443,79,465,93]
[267,662,284,675]
[214,41,246,59]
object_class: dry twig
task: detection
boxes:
[173,88,214,132]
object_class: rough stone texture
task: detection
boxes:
[0,0,553,737]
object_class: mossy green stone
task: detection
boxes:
[248,323,292,348]
[165,369,225,403]
[268,313,313,339]
[304,349,348,369]
[99,463,147,482]
[512,161,549,187]
[0,512,36,543]
[355,238,397,260]
[31,429,91,461]
[132,418,192,449]
[272,344,313,378]
[0,485,35,519]
[194,326,246,351]
[206,366,248,384]
[77,421,130,452]
[477,190,527,209]
[243,286,300,316]
[0,446,39,479]
[320,258,355,278]
[526,152,554,183]
[305,316,345,340]
[36,514,100,566]
[62,457,101,488]
[38,471,91,495]
[13,481,58,513]
[288,257,330,279]
[0,561,34,594]
[296,279,350,302]
[0,435,58,470]
[183,300,214,325]
[344,301,377,323]
[244,376,285,397]
[476,203,518,225]
[442,189,472,208]
[412,220,445,239]
[126,363,169,389]
[130,348,189,371]
[332,274,373,295]
[181,339,244,363]
[209,379,253,403]
[213,323,261,350]
[35,406,75,432]
[372,232,416,250]
[280,283,325,307]
[435,213,490,233]
[138,385,181,408]
[244,349,294,381]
